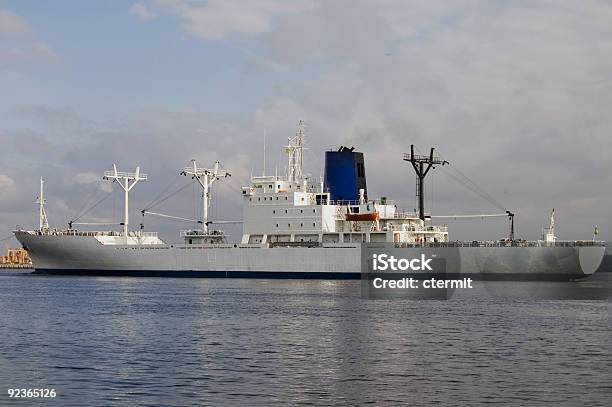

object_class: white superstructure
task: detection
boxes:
[240,121,448,245]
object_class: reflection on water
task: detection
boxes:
[0,274,610,406]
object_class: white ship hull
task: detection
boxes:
[15,232,605,280]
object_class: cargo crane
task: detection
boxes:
[405,145,515,240]
[403,145,448,221]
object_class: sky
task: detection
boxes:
[0,0,610,244]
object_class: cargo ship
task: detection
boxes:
[14,121,605,279]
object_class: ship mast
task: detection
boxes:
[35,176,49,231]
[181,160,231,234]
[542,208,555,243]
[403,145,448,221]
[103,164,147,237]
[285,120,305,182]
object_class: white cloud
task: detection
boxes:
[0,174,15,189]
[129,2,157,21]
[75,172,99,185]
[0,174,16,201]
[0,9,57,69]
[0,42,58,68]
[0,9,29,38]
[76,172,114,192]
[133,0,308,40]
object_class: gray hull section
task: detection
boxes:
[595,243,611,273]
[15,232,604,279]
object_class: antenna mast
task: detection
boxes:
[181,160,231,234]
[263,128,267,177]
[403,145,448,221]
[36,176,49,231]
[103,164,147,237]
[285,120,305,182]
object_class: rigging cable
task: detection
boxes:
[437,148,507,211]
[141,181,193,212]
[142,211,200,224]
[435,158,507,212]
[69,188,114,224]
[142,174,182,210]
[71,182,103,222]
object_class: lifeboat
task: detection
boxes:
[345,212,379,221]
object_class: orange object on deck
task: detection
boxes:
[345,212,379,221]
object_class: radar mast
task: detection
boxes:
[285,120,305,182]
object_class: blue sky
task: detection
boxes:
[1,0,611,242]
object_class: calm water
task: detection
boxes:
[0,273,610,406]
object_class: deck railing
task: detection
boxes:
[20,229,158,238]
[394,240,605,248]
